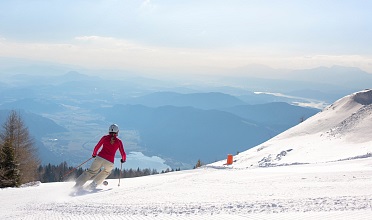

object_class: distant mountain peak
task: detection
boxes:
[59,71,100,82]
[65,70,81,76]
[63,71,86,78]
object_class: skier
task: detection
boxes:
[74,124,126,189]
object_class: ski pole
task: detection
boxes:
[61,157,93,181]
[118,162,122,187]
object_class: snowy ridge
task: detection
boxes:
[328,104,372,139]
[217,89,372,168]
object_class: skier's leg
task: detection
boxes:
[75,157,103,187]
[91,159,114,186]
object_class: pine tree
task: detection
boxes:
[0,110,40,184]
[0,141,21,187]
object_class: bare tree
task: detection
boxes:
[0,110,40,184]
[194,159,203,169]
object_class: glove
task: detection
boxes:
[121,159,126,163]
[92,155,96,158]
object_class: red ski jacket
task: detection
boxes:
[92,135,126,163]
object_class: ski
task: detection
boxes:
[70,187,112,196]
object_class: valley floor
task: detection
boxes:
[1,158,372,219]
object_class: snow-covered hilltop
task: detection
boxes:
[218,89,372,168]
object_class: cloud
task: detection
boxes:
[1,36,372,75]
[1,0,371,74]
[74,36,137,49]
[140,0,157,10]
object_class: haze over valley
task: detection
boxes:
[1,61,371,169]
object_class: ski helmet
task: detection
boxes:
[109,124,119,133]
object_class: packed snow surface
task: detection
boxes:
[1,89,372,219]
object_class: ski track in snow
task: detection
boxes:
[24,195,372,217]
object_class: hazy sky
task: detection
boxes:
[0,0,371,76]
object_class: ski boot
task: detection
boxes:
[87,181,98,190]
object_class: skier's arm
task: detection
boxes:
[92,136,105,157]
[119,140,126,162]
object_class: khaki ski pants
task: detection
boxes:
[75,156,114,187]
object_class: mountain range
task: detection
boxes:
[94,102,318,167]
[0,64,370,168]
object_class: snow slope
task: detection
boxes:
[224,89,372,168]
[1,89,372,219]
